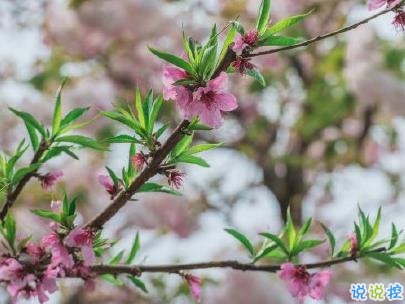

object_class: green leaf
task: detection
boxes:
[175,154,210,167]
[245,69,266,87]
[230,20,245,35]
[225,228,255,257]
[12,164,40,185]
[264,11,311,36]
[110,250,125,265]
[252,244,278,263]
[320,223,336,256]
[256,0,271,34]
[187,143,221,154]
[24,122,39,151]
[101,274,124,286]
[52,80,66,136]
[60,107,89,129]
[366,252,401,269]
[389,223,399,250]
[134,89,145,129]
[293,239,324,255]
[148,96,163,134]
[286,208,296,251]
[9,108,46,137]
[149,47,194,75]
[258,35,301,47]
[138,182,182,196]
[171,135,193,158]
[55,135,106,150]
[42,146,77,162]
[365,206,382,246]
[259,232,289,256]
[31,209,60,222]
[219,24,237,63]
[128,276,148,293]
[104,135,140,144]
[126,232,140,264]
[4,214,16,246]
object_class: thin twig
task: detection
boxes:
[0,140,49,221]
[90,249,384,276]
[247,7,395,58]
[85,120,190,229]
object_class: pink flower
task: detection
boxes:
[393,11,405,30]
[368,0,401,10]
[166,170,184,189]
[232,30,259,54]
[278,263,331,302]
[26,243,44,263]
[185,274,202,302]
[162,66,193,111]
[98,174,122,199]
[65,227,96,265]
[131,152,147,171]
[188,72,238,128]
[0,258,23,281]
[42,233,74,268]
[40,170,63,190]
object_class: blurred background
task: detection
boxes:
[1,0,405,303]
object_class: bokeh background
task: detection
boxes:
[1,0,405,303]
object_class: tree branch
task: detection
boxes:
[85,120,190,229]
[247,7,395,58]
[0,140,49,221]
[90,249,384,276]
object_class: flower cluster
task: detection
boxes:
[0,203,96,303]
[368,0,405,30]
[278,263,331,303]
[162,68,238,128]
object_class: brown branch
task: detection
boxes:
[0,140,49,221]
[247,7,395,58]
[85,120,190,229]
[90,249,385,276]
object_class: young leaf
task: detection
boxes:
[52,80,67,136]
[389,223,399,250]
[128,276,148,293]
[264,11,311,36]
[219,24,237,63]
[134,89,146,129]
[148,96,163,134]
[187,143,221,154]
[245,69,266,87]
[175,154,210,167]
[55,135,106,150]
[138,182,182,196]
[320,223,336,256]
[12,164,40,185]
[225,228,255,257]
[104,135,141,144]
[259,232,289,256]
[31,209,61,222]
[126,232,140,264]
[60,107,90,129]
[24,122,39,151]
[258,35,301,47]
[171,135,193,158]
[9,108,46,137]
[256,0,271,35]
[149,47,194,75]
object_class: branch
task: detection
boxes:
[247,7,395,58]
[85,120,190,229]
[0,140,49,221]
[90,249,384,276]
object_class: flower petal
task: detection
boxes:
[215,93,238,111]
[367,0,387,10]
[207,72,228,91]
